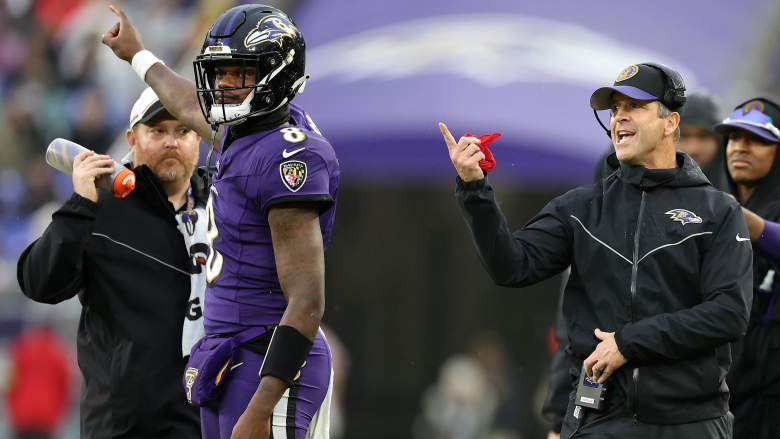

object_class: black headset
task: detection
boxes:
[641,62,687,109]
[594,62,687,137]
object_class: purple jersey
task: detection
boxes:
[204,104,339,334]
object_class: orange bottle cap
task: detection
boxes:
[113,168,136,198]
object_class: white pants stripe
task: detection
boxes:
[270,368,333,439]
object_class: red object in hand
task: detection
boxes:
[463,131,501,173]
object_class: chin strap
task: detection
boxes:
[205,123,220,182]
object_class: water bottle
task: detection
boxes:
[46,138,136,198]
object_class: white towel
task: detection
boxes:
[176,205,208,357]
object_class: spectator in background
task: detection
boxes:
[541,271,577,439]
[5,323,75,439]
[468,332,528,438]
[714,97,780,439]
[677,93,728,190]
[415,354,499,439]
[69,86,114,154]
[0,81,47,169]
[414,331,526,439]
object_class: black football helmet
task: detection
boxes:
[194,4,307,126]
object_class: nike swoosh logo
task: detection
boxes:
[230,362,244,371]
[736,234,751,242]
[282,147,305,158]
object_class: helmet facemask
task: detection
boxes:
[195,49,299,126]
[194,5,308,127]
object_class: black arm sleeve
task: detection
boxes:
[615,202,753,362]
[17,193,97,304]
[455,177,572,287]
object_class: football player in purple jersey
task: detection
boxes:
[103,4,339,439]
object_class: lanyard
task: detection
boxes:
[181,187,197,237]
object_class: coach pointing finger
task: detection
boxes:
[439,122,485,182]
[448,63,752,439]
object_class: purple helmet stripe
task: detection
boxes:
[222,9,244,39]
[210,12,230,37]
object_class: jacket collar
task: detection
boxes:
[609,151,710,189]
[130,165,177,220]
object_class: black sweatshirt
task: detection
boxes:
[725,139,780,439]
[457,152,752,424]
[17,166,206,438]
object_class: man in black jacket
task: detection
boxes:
[543,91,728,439]
[439,63,752,438]
[715,97,780,439]
[17,88,207,438]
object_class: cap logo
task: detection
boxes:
[616,65,639,82]
[742,100,765,115]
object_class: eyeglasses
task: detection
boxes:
[722,108,780,139]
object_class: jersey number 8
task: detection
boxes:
[205,195,223,285]
[281,127,307,144]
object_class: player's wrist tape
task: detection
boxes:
[259,325,313,386]
[131,49,165,82]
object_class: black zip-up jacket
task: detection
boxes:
[457,152,752,424]
[17,166,208,438]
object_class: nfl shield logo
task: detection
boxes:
[280,160,307,192]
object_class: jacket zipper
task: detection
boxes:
[629,190,646,421]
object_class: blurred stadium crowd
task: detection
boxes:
[0,0,213,299]
[0,1,260,437]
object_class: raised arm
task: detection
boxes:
[439,122,572,286]
[101,5,214,141]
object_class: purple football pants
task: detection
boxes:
[200,329,332,439]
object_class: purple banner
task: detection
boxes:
[294,0,768,186]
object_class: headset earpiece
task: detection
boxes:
[642,62,686,109]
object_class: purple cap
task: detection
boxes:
[714,98,780,143]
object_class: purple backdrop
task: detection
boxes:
[293,0,768,186]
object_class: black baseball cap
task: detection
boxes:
[714,97,780,143]
[590,64,681,111]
